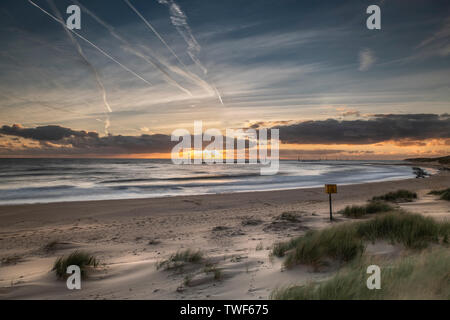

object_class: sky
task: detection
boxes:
[0,0,449,159]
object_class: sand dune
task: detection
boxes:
[0,169,449,300]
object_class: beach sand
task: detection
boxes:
[0,167,449,300]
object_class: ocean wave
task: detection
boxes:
[97,173,265,184]
[0,160,417,204]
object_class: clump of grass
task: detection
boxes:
[271,248,450,300]
[372,190,417,203]
[428,188,450,201]
[157,249,204,270]
[439,190,450,201]
[255,242,264,251]
[213,268,222,280]
[204,264,223,280]
[278,212,300,222]
[273,211,449,268]
[272,237,305,258]
[339,201,394,218]
[283,224,364,269]
[52,251,99,279]
[183,274,193,286]
[356,212,448,249]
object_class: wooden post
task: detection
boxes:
[329,193,333,221]
[325,184,337,221]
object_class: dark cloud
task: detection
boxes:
[256,114,450,145]
[1,113,449,156]
[341,110,361,117]
[0,124,259,156]
[280,149,374,157]
[0,124,98,141]
[0,124,175,154]
[248,120,294,129]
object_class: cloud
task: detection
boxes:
[0,124,175,154]
[341,110,361,118]
[280,149,374,157]
[416,16,450,57]
[248,120,295,129]
[253,114,450,145]
[0,124,98,141]
[392,139,427,147]
[0,124,249,155]
[358,48,376,71]
[1,114,449,157]
[2,113,449,156]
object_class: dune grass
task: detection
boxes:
[272,211,449,269]
[355,212,449,249]
[204,263,223,280]
[156,249,204,270]
[273,223,364,269]
[372,190,417,203]
[283,224,364,269]
[271,248,450,300]
[339,201,394,218]
[428,188,450,201]
[52,251,99,279]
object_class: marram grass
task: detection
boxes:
[271,248,450,300]
[272,211,450,268]
[52,251,99,279]
[429,188,450,201]
[156,249,204,270]
[339,201,394,218]
[371,189,417,203]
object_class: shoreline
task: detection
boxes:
[0,168,449,299]
[0,162,444,210]
[0,161,438,207]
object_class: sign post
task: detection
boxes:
[325,184,337,221]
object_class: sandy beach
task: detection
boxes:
[0,166,449,300]
[1,0,449,305]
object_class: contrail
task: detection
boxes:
[158,0,205,73]
[124,0,223,104]
[147,49,215,95]
[47,0,111,134]
[28,0,153,88]
[72,0,192,96]
[123,0,186,68]
[212,85,223,105]
[139,44,223,104]
[121,46,192,96]
[157,0,224,105]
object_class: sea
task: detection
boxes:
[0,159,428,205]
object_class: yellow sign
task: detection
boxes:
[325,184,337,194]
